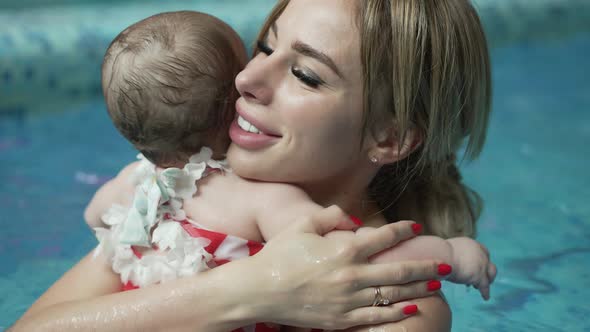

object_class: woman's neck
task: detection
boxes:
[299,171,386,227]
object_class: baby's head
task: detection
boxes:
[102,11,247,167]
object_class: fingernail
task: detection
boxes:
[438,264,452,276]
[350,215,363,226]
[411,223,422,235]
[427,280,441,291]
[403,304,418,315]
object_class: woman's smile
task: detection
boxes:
[229,101,282,150]
[236,115,261,134]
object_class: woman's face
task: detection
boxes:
[228,0,369,184]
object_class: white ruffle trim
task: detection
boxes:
[95,221,212,287]
[93,147,228,288]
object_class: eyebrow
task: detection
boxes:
[292,41,343,78]
[270,22,343,79]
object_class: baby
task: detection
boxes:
[87,10,496,331]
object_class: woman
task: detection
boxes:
[11,0,491,330]
[228,0,489,330]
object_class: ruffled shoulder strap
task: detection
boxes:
[186,147,232,175]
[94,147,231,287]
[102,147,229,248]
[129,153,156,185]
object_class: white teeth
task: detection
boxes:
[237,115,261,134]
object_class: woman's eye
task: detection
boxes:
[256,40,274,56]
[256,40,323,89]
[292,68,323,89]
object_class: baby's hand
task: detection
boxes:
[447,237,497,300]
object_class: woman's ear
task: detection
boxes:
[367,126,422,165]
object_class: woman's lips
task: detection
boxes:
[231,100,282,149]
[234,100,281,137]
[229,118,281,150]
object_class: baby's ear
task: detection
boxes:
[367,126,422,165]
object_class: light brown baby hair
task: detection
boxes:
[102,11,247,166]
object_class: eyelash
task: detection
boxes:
[256,40,323,89]
[256,40,274,56]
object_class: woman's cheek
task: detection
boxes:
[307,111,361,164]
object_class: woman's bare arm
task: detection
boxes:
[10,209,445,332]
[10,250,256,332]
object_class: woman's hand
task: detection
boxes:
[239,206,448,330]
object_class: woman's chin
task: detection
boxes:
[227,144,268,180]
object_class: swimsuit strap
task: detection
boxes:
[94,147,231,287]
[118,147,230,247]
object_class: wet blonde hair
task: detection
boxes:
[258,0,492,238]
[102,11,246,166]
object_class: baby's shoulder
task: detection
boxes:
[111,161,143,187]
[238,177,309,201]
[116,161,142,178]
[195,173,309,209]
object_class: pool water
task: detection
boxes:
[1,3,590,332]
[444,32,590,331]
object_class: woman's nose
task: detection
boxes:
[235,57,274,105]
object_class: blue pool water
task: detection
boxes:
[1,1,590,331]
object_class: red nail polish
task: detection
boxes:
[350,215,363,226]
[403,304,418,315]
[427,280,441,291]
[411,223,422,235]
[438,264,452,276]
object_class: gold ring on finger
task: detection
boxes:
[372,286,391,306]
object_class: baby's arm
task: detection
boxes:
[84,162,139,229]
[370,234,497,300]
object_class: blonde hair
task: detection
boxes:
[102,11,246,166]
[258,0,492,238]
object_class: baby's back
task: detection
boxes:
[182,171,264,242]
